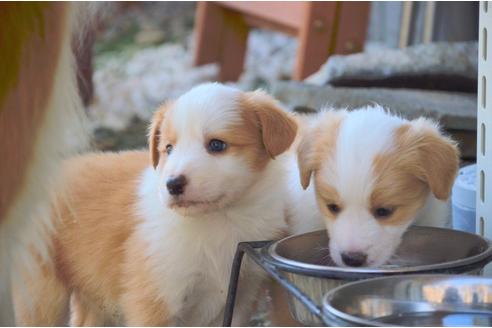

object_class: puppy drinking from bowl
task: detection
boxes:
[14,83,297,326]
[287,107,460,268]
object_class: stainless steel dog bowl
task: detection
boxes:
[263,226,492,325]
[322,274,492,326]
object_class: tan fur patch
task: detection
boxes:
[227,90,298,170]
[313,179,342,221]
[370,120,459,226]
[16,151,156,325]
[51,151,154,323]
[399,119,460,200]
[371,149,429,226]
[149,102,173,168]
[298,112,344,189]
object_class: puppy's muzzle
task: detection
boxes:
[166,175,187,196]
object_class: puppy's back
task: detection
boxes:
[16,151,150,325]
[56,150,148,292]
[60,152,148,309]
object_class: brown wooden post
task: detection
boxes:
[334,2,370,54]
[219,10,249,81]
[294,2,338,80]
[193,2,225,66]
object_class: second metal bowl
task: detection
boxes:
[322,274,492,326]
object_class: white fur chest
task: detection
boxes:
[133,168,287,326]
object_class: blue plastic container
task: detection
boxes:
[451,164,476,233]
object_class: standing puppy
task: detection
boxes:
[15,83,297,326]
[288,107,459,267]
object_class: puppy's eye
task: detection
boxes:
[374,207,394,219]
[165,144,173,155]
[327,203,341,215]
[208,139,227,153]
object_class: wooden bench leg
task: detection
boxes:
[194,2,248,82]
[294,2,337,80]
[219,10,249,82]
[193,2,225,66]
[334,2,370,54]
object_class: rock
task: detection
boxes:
[306,42,478,93]
[271,81,477,131]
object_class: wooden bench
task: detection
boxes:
[193,1,370,81]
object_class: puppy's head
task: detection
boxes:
[298,108,459,267]
[149,83,297,215]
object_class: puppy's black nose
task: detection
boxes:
[166,175,187,196]
[341,252,367,267]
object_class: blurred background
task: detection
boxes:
[82,1,479,168]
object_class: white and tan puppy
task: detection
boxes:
[287,107,459,268]
[15,83,297,326]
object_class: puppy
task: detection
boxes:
[287,107,459,267]
[15,83,297,326]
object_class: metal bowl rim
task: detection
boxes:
[265,227,492,276]
[321,274,492,327]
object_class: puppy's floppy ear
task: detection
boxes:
[399,118,460,200]
[148,103,170,169]
[297,111,344,190]
[243,90,298,158]
[298,130,317,190]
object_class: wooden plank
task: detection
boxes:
[242,14,297,36]
[333,2,370,54]
[219,10,249,81]
[218,1,305,31]
[294,2,337,80]
[193,2,225,66]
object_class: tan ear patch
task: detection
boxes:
[240,90,298,159]
[297,127,318,190]
[148,103,172,169]
[297,112,344,189]
[395,119,460,200]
